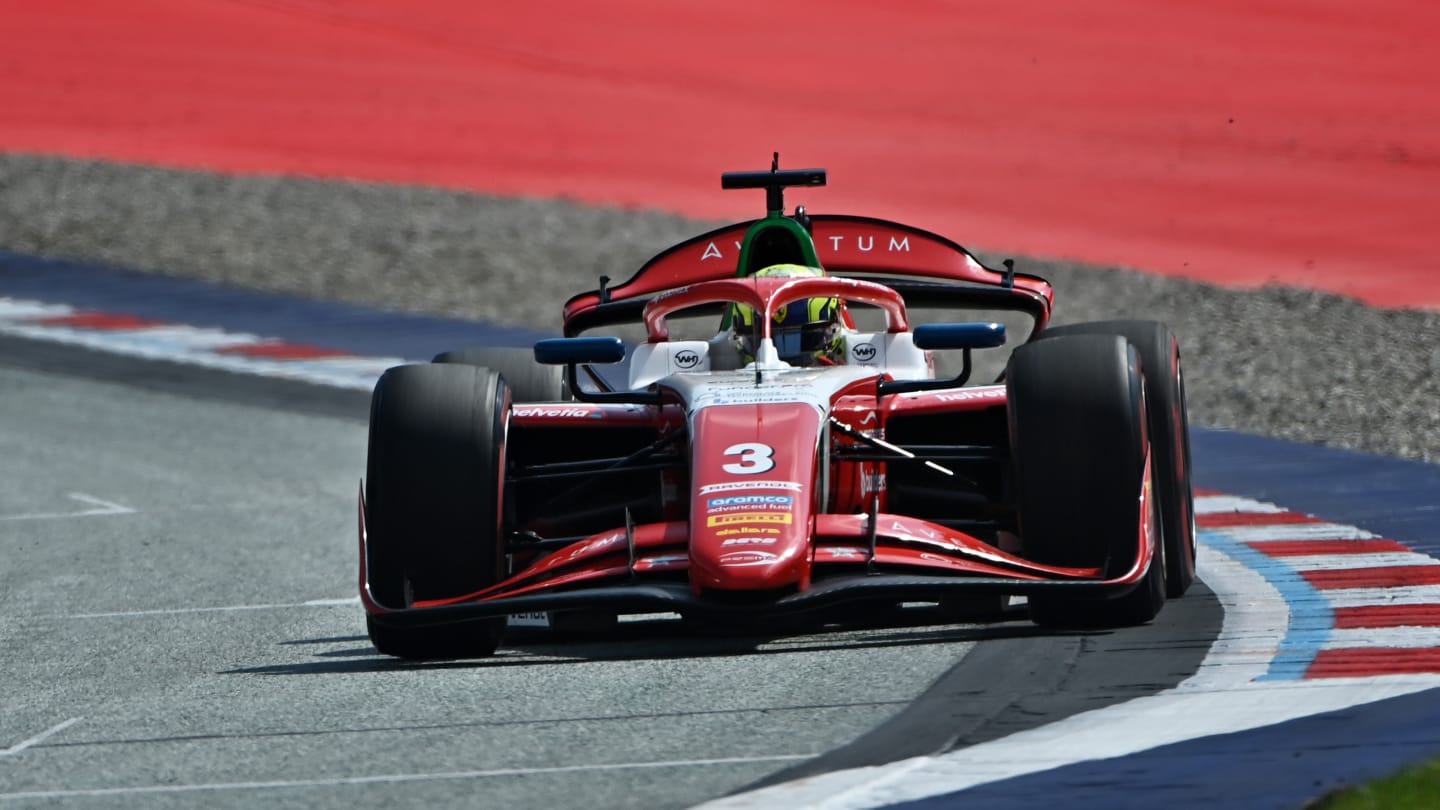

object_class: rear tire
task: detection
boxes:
[433,347,566,403]
[1040,320,1196,597]
[1007,334,1165,628]
[365,363,509,659]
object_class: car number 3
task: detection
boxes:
[722,442,776,475]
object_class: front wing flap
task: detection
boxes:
[359,486,1157,630]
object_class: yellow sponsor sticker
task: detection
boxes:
[707,512,794,527]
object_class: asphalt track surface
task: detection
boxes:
[0,335,1226,808]
[0,348,944,808]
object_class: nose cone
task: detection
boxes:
[687,403,821,591]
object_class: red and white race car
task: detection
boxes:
[359,162,1196,659]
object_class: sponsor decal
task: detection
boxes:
[881,515,950,547]
[652,285,692,302]
[694,389,828,408]
[820,547,867,559]
[699,235,911,261]
[700,240,744,261]
[699,480,802,494]
[919,552,961,565]
[707,503,792,514]
[722,442,776,475]
[851,342,877,362]
[708,495,793,508]
[506,612,551,628]
[674,349,701,369]
[825,235,911,253]
[716,527,781,536]
[719,550,779,566]
[886,519,966,552]
[860,472,887,495]
[721,536,777,546]
[513,406,596,418]
[889,519,943,541]
[707,512,794,527]
[568,531,624,559]
[929,387,1006,403]
[689,376,832,409]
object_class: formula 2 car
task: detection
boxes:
[359,158,1196,659]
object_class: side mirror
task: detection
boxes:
[877,323,1006,397]
[912,322,1006,350]
[533,337,626,365]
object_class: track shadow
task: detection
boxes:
[278,634,370,646]
[511,614,1051,663]
[221,652,598,675]
[227,608,1051,676]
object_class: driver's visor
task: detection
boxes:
[774,323,831,360]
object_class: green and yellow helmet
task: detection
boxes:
[730,264,844,367]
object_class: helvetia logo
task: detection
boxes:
[513,407,594,418]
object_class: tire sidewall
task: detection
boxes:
[1038,320,1196,597]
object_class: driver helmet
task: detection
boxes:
[730,264,844,367]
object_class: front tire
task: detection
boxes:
[433,346,566,403]
[1040,320,1195,597]
[365,363,509,659]
[1007,334,1165,628]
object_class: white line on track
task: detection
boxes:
[1279,552,1440,571]
[0,754,812,802]
[0,718,82,758]
[1325,585,1440,608]
[1327,626,1440,649]
[62,597,359,619]
[0,300,72,318]
[1223,523,1379,542]
[1194,495,1287,514]
[0,492,135,522]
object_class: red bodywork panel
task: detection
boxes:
[359,447,1157,614]
[687,403,821,592]
[506,401,670,429]
[564,215,1053,332]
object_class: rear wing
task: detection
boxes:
[563,215,1053,336]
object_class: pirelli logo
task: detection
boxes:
[706,512,794,527]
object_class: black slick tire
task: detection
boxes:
[1039,320,1196,597]
[364,363,509,659]
[433,347,566,403]
[1007,334,1166,628]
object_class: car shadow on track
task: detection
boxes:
[223,608,1055,676]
